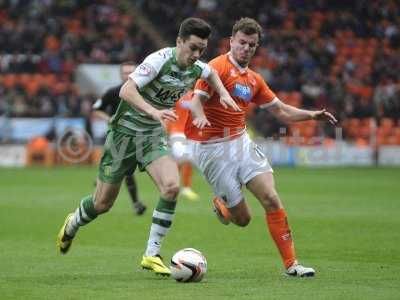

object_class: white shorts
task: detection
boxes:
[189,133,273,208]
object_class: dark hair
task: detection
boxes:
[232,17,262,39]
[178,17,211,40]
[120,61,135,67]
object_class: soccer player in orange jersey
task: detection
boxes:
[185,18,337,277]
[166,91,200,201]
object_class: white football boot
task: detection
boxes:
[286,262,315,277]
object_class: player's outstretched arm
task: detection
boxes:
[268,99,337,125]
[310,108,338,125]
[190,93,211,129]
[120,78,177,126]
[206,68,241,111]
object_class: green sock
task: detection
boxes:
[65,195,98,237]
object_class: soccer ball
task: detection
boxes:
[170,248,207,282]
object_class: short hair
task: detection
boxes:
[120,61,135,67]
[178,17,212,40]
[232,17,262,39]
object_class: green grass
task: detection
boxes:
[1,166,399,299]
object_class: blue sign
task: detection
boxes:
[7,118,85,141]
[232,83,252,101]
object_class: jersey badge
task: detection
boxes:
[230,69,238,77]
[137,63,152,76]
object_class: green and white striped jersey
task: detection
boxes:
[111,47,211,135]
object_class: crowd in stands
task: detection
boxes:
[139,0,400,145]
[1,0,400,145]
[0,0,155,118]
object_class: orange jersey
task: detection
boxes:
[185,53,277,142]
[165,91,192,135]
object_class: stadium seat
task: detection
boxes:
[25,136,54,166]
[391,127,400,145]
[43,74,57,87]
[345,118,361,139]
[380,118,394,136]
[3,74,17,88]
[385,135,399,145]
[288,92,302,107]
[355,137,369,147]
[25,79,40,97]
[19,73,31,86]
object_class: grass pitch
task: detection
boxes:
[1,166,399,299]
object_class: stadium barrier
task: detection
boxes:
[1,143,400,167]
[1,118,400,167]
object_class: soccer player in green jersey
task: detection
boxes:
[56,17,239,276]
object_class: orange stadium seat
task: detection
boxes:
[2,74,17,88]
[394,128,400,145]
[43,74,57,87]
[26,136,54,166]
[303,125,317,139]
[289,120,317,145]
[25,80,40,97]
[32,73,45,85]
[19,73,31,86]
[380,118,394,136]
[385,135,399,145]
[345,118,361,139]
[52,81,69,94]
[355,137,369,147]
[323,137,336,148]
[287,92,302,107]
[376,132,386,145]
[359,124,372,140]
[45,35,60,52]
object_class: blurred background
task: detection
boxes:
[0,0,399,167]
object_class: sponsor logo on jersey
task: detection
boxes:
[232,83,252,101]
[137,63,152,76]
[155,87,185,103]
[160,75,184,86]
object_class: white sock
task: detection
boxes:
[144,209,174,256]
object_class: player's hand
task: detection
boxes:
[312,109,337,125]
[219,94,241,111]
[192,115,211,129]
[150,108,177,122]
[150,109,177,127]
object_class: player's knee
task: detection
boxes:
[234,215,251,227]
[232,211,251,227]
[262,192,281,211]
[161,181,180,199]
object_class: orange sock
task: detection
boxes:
[266,208,296,269]
[180,162,192,188]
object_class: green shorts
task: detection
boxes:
[98,128,169,184]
